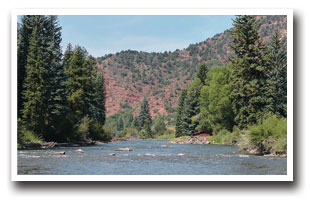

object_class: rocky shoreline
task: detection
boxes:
[19,140,107,150]
[170,136,286,157]
[171,136,212,145]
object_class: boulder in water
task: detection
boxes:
[55,151,65,155]
[115,147,132,151]
[108,153,115,156]
[161,145,168,148]
[74,149,84,153]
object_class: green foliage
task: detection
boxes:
[22,25,49,136]
[154,129,175,140]
[230,15,271,129]
[153,116,167,135]
[199,65,234,134]
[175,89,188,137]
[196,63,209,84]
[90,73,106,125]
[88,119,112,141]
[18,15,109,144]
[264,31,287,117]
[117,117,124,131]
[210,128,239,145]
[138,97,152,132]
[247,114,287,154]
[118,128,139,139]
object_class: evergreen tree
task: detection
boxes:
[196,63,209,84]
[17,15,47,118]
[66,46,94,121]
[138,97,152,137]
[44,16,69,140]
[90,73,106,125]
[22,25,49,135]
[229,15,271,128]
[265,31,287,117]
[175,89,187,137]
[63,43,73,71]
[125,113,134,128]
[186,78,202,133]
[117,117,124,131]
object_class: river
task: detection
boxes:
[17,140,287,175]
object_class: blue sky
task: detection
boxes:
[58,15,235,57]
[25,15,234,57]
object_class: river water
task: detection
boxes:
[17,140,287,175]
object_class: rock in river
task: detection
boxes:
[108,153,116,156]
[55,151,65,155]
[74,149,84,153]
[115,147,132,151]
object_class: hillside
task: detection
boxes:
[97,15,287,118]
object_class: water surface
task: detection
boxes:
[18,140,287,175]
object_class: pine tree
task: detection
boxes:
[66,46,94,121]
[229,15,271,128]
[17,15,47,118]
[117,117,124,131]
[44,16,69,140]
[63,43,73,71]
[196,63,209,84]
[138,97,152,138]
[265,31,287,117]
[90,73,106,125]
[22,25,49,135]
[175,89,187,137]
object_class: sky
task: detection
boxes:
[25,15,234,57]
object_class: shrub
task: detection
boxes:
[17,119,42,144]
[210,129,238,145]
[248,114,287,154]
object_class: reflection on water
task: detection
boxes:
[17,140,287,175]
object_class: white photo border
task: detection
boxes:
[11,8,293,181]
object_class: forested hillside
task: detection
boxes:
[98,15,287,118]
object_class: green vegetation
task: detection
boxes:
[17,15,287,156]
[175,15,287,155]
[18,15,110,145]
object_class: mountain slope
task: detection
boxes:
[97,15,287,117]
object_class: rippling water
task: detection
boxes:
[17,140,287,175]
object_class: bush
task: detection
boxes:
[210,128,239,145]
[155,130,175,140]
[18,119,42,144]
[88,120,112,142]
[248,114,287,154]
[75,116,112,142]
[118,128,139,139]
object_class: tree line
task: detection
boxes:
[17,15,110,144]
[175,16,287,154]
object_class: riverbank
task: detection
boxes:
[18,140,108,150]
[170,136,286,157]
